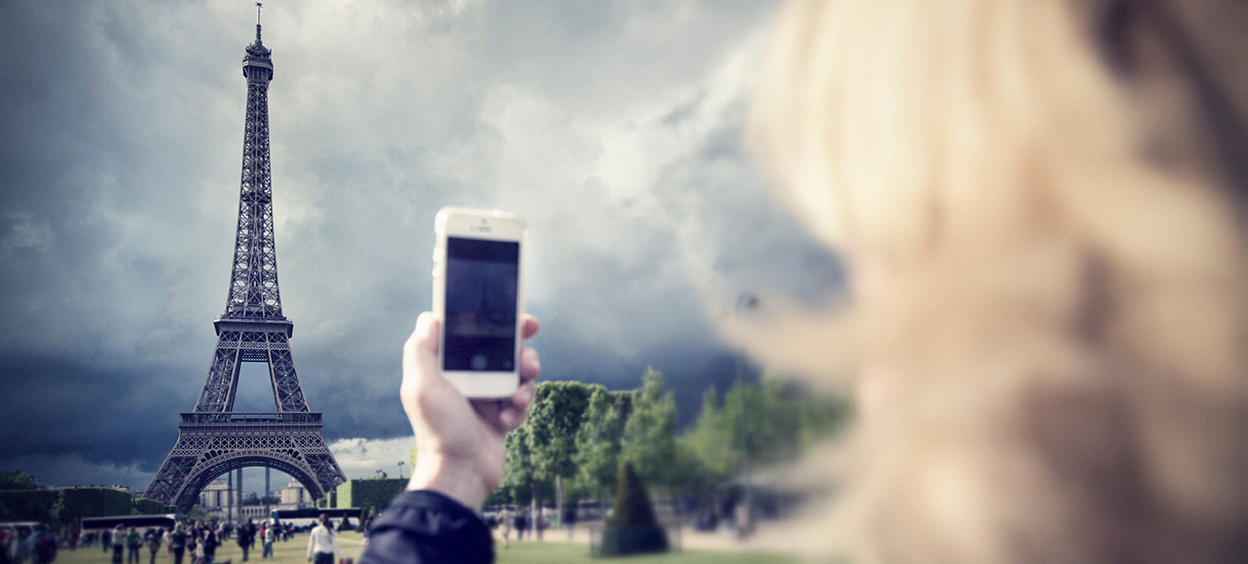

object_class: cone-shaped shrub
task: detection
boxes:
[601,461,668,556]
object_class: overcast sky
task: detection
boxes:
[0,0,842,491]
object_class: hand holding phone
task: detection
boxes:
[432,207,527,398]
[400,311,540,509]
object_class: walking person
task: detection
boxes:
[305,515,338,564]
[260,524,273,559]
[168,525,185,564]
[236,520,254,562]
[31,528,55,564]
[0,527,14,564]
[186,535,200,564]
[145,529,161,564]
[563,505,576,541]
[110,525,125,564]
[125,528,141,564]
[199,527,217,564]
[497,506,511,549]
[10,529,29,564]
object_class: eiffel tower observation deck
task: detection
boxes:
[145,10,346,513]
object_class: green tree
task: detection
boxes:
[0,490,58,522]
[501,425,535,507]
[732,371,848,467]
[185,505,212,523]
[573,388,624,510]
[600,462,668,556]
[526,381,597,538]
[682,370,850,489]
[620,368,677,492]
[0,469,38,490]
[483,486,511,508]
[682,386,738,484]
[609,391,633,423]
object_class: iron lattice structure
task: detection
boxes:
[145,21,346,512]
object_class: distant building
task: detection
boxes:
[199,477,316,522]
[198,479,240,520]
[279,478,308,507]
[238,478,312,521]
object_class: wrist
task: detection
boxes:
[407,455,489,510]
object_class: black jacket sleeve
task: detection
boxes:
[358,490,493,564]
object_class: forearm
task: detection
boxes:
[407,454,490,511]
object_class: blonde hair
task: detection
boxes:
[747,0,1248,562]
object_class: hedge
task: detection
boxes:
[600,462,668,556]
[58,488,135,525]
[335,478,405,514]
[0,487,152,527]
[132,497,177,515]
[0,489,61,523]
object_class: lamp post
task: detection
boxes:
[398,461,405,480]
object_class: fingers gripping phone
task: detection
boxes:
[433,207,526,398]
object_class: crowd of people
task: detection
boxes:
[93,519,304,564]
[477,502,587,549]
[0,518,319,564]
[0,525,58,564]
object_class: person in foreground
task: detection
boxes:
[306,515,339,564]
[743,0,1248,562]
[358,312,540,564]
[366,0,1248,562]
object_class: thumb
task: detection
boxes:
[402,312,440,387]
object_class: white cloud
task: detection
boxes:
[328,437,417,481]
[0,0,844,488]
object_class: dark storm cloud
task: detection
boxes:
[0,0,841,488]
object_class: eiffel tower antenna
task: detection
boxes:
[144,13,346,514]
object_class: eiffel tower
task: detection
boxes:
[145,11,346,512]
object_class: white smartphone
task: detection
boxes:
[432,207,527,398]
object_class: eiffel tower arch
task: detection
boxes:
[145,12,346,513]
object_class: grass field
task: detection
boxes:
[58,531,799,564]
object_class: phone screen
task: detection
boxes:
[443,236,520,372]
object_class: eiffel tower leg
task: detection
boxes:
[145,437,199,507]
[196,331,243,413]
[293,433,347,498]
[266,333,308,412]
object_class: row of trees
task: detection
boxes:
[492,367,848,529]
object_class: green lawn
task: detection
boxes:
[59,532,368,564]
[59,531,797,564]
[494,541,799,564]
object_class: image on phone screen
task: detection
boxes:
[443,236,520,372]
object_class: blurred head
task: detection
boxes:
[748,0,1248,562]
